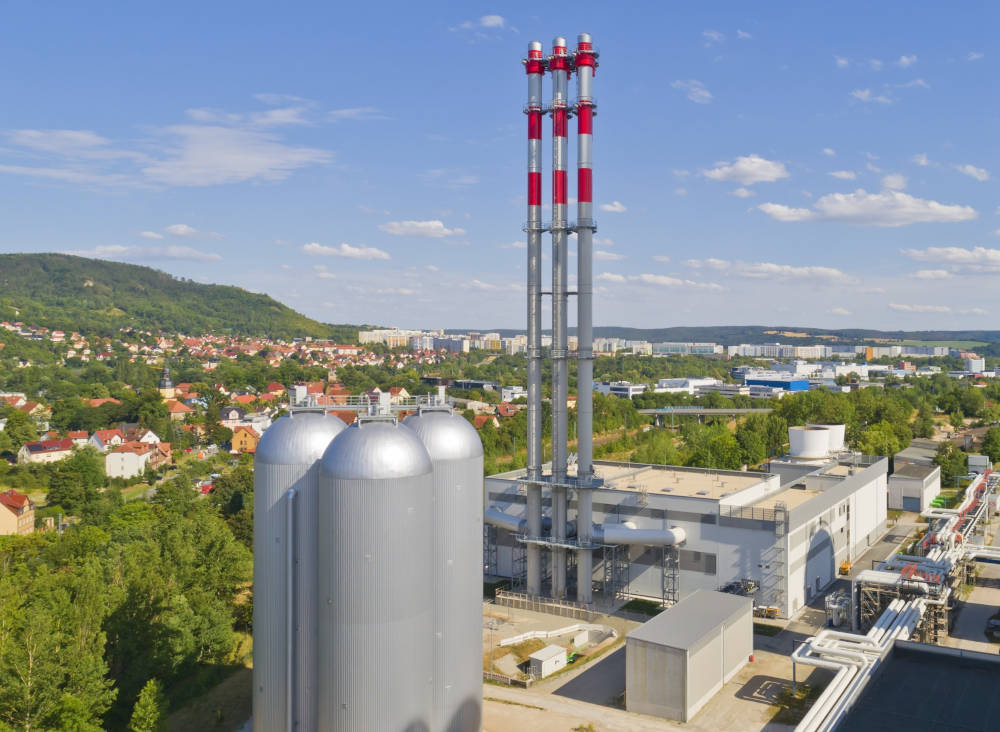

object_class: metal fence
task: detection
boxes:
[494,589,602,622]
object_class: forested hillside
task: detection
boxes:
[0,253,357,340]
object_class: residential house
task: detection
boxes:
[166,400,193,422]
[0,489,34,535]
[220,407,246,429]
[231,426,261,454]
[90,429,125,452]
[123,426,160,444]
[88,397,121,408]
[388,386,410,404]
[496,402,519,418]
[473,415,500,430]
[18,438,74,464]
[106,442,153,479]
[67,430,89,446]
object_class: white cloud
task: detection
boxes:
[889,303,951,313]
[702,29,724,45]
[901,246,1000,272]
[164,223,222,238]
[908,269,953,280]
[736,29,752,40]
[594,251,624,261]
[425,265,439,272]
[594,237,614,247]
[829,170,857,180]
[600,201,627,213]
[962,307,988,316]
[671,80,712,104]
[502,241,526,249]
[378,220,466,237]
[479,14,505,28]
[868,59,884,71]
[851,89,892,104]
[597,272,626,283]
[65,244,222,262]
[968,51,984,61]
[630,273,724,290]
[328,106,390,121]
[830,307,851,316]
[896,78,929,89]
[302,242,391,260]
[732,187,755,198]
[702,154,789,185]
[913,153,929,167]
[835,56,849,68]
[139,231,163,239]
[675,187,688,196]
[759,189,977,227]
[7,129,144,160]
[142,125,331,186]
[823,148,836,157]
[896,55,917,68]
[673,169,690,177]
[881,174,907,191]
[653,255,670,262]
[685,258,731,270]
[313,264,337,280]
[955,164,989,182]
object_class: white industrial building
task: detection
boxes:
[626,589,752,722]
[484,425,888,618]
[887,463,941,512]
[528,645,566,678]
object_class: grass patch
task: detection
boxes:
[772,683,824,725]
[753,622,783,636]
[621,598,664,616]
[121,483,151,501]
[572,725,598,732]
[887,509,903,522]
[484,696,544,711]
[484,638,548,673]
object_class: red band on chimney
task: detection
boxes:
[552,109,567,137]
[577,106,593,134]
[577,169,592,203]
[553,170,567,204]
[528,172,542,206]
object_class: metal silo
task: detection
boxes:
[253,411,346,732]
[404,407,484,732]
[318,417,434,732]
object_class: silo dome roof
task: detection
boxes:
[256,412,347,465]
[320,420,432,480]
[403,409,483,461]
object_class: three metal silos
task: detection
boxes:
[254,406,483,732]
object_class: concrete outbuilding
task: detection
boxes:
[529,644,566,679]
[888,463,940,512]
[626,589,752,723]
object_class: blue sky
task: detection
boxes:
[1,1,998,332]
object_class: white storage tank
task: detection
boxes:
[404,407,484,732]
[253,411,347,732]
[317,417,434,731]
[808,423,846,453]
[788,426,831,459]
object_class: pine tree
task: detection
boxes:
[129,679,167,732]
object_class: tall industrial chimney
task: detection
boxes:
[549,35,571,598]
[523,40,545,596]
[574,32,598,603]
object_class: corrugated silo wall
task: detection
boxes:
[433,453,484,731]
[318,474,434,731]
[253,460,320,732]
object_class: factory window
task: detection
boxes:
[679,549,716,575]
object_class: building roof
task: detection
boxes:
[93,429,124,443]
[233,426,260,439]
[892,463,940,480]
[165,400,193,413]
[0,489,31,512]
[88,397,121,408]
[24,438,74,453]
[569,462,768,500]
[529,644,566,662]
[838,641,1000,732]
[626,589,751,651]
[111,441,153,455]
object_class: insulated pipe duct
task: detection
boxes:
[523,40,545,596]
[549,35,571,598]
[485,507,527,534]
[574,32,597,604]
[593,523,686,546]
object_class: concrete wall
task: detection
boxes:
[686,632,724,721]
[626,638,686,721]
[888,470,940,512]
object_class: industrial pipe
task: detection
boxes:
[593,523,686,546]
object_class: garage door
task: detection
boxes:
[902,496,921,512]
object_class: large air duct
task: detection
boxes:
[523,40,545,596]
[549,35,571,599]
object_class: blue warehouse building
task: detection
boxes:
[744,377,809,392]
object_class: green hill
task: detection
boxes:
[0,253,357,340]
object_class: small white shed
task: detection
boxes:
[529,644,566,678]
